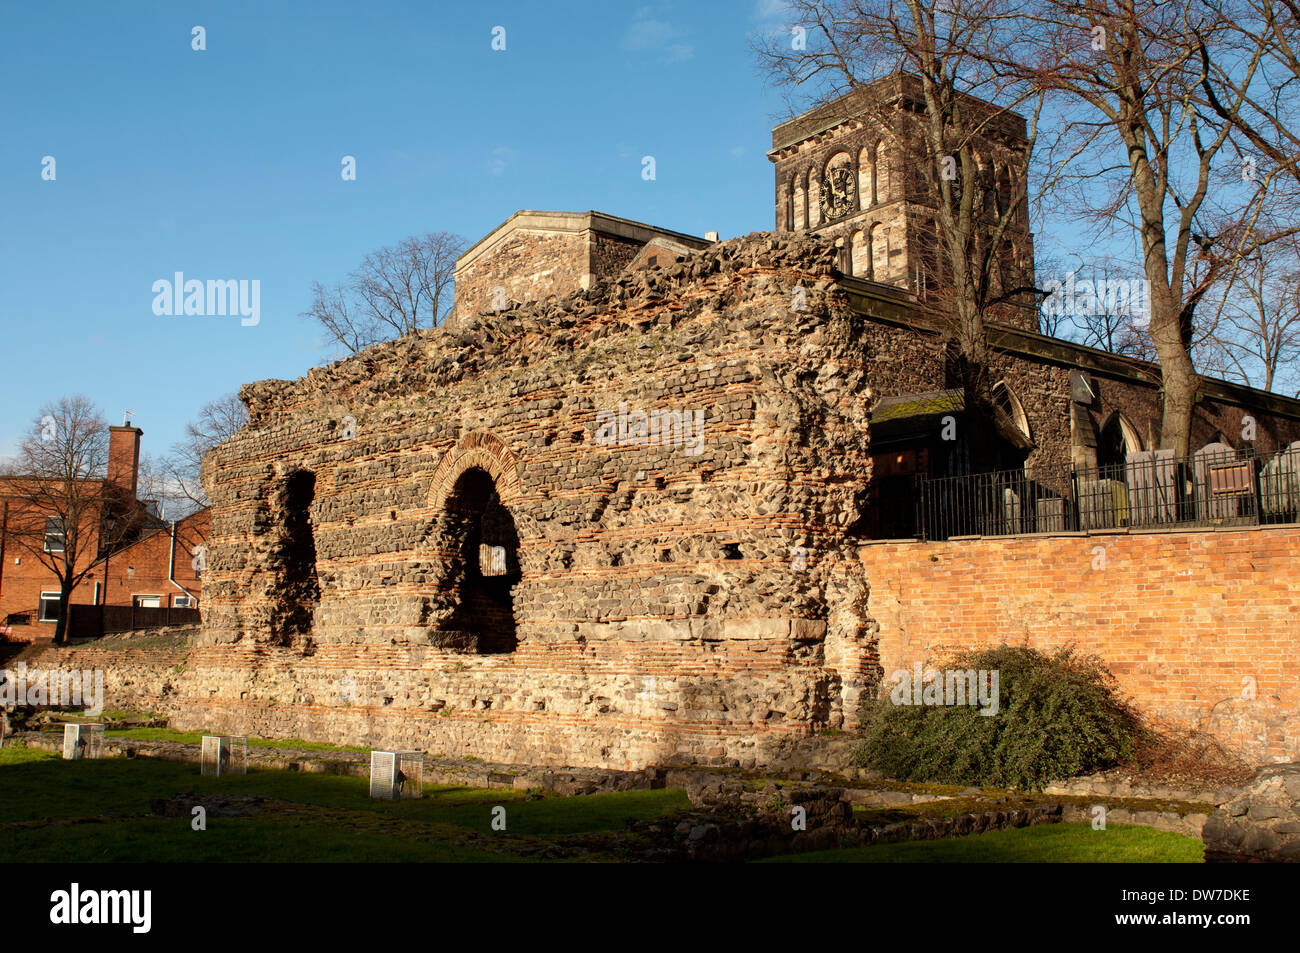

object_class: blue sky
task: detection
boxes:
[1,0,800,461]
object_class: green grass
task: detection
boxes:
[758,822,1205,863]
[1,746,1204,864]
[0,817,517,863]
[0,745,689,861]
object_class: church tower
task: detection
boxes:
[768,74,1036,324]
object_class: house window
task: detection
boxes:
[39,591,61,622]
[173,594,195,608]
[132,594,162,608]
[44,517,66,553]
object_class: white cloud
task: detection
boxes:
[622,8,694,63]
[487,147,518,177]
[754,0,794,22]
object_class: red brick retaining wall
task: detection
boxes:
[858,526,1300,763]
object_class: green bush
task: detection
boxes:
[855,645,1147,790]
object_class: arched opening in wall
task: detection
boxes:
[440,466,520,654]
[851,229,870,279]
[996,166,1012,216]
[875,141,889,203]
[793,175,807,230]
[992,382,1031,444]
[273,468,320,644]
[872,226,889,282]
[1097,412,1144,477]
[858,147,873,209]
[981,381,1033,472]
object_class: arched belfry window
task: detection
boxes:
[851,229,869,278]
[875,140,890,203]
[858,146,874,209]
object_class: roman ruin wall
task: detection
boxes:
[180,234,883,769]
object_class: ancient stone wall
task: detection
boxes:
[859,527,1300,763]
[160,226,1300,772]
[12,627,195,717]
[185,234,882,769]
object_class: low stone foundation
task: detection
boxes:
[1202,764,1300,861]
[3,628,195,719]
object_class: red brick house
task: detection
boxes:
[0,424,209,643]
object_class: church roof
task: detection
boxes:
[456,210,710,272]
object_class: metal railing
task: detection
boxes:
[914,445,1300,541]
[66,604,201,639]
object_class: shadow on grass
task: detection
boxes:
[0,745,689,860]
[0,817,519,863]
[756,822,1205,863]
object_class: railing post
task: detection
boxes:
[1253,450,1265,526]
[1070,466,1080,532]
[915,476,924,540]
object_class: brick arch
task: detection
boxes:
[428,431,523,510]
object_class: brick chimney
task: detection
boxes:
[107,425,143,499]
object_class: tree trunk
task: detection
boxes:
[1147,283,1198,455]
[53,579,72,646]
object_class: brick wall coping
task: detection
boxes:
[856,521,1300,546]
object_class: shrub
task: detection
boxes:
[854,645,1147,790]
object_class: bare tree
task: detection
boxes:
[1198,241,1300,393]
[1041,257,1157,358]
[302,232,466,355]
[1009,0,1286,453]
[754,0,1043,468]
[160,393,248,512]
[0,397,140,645]
[1195,0,1300,197]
